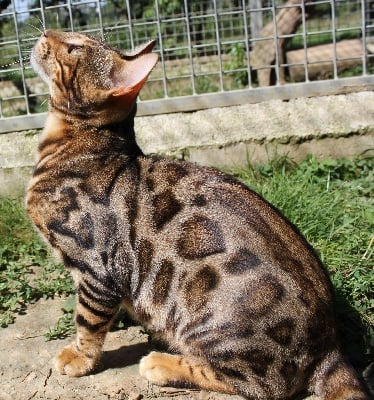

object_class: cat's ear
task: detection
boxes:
[110,41,158,101]
[122,39,157,59]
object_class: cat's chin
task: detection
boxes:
[31,43,51,89]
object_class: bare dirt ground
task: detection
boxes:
[1,297,370,400]
[0,297,246,400]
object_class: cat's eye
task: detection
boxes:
[67,43,83,54]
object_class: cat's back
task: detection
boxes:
[131,156,334,331]
[28,143,332,309]
[133,156,332,299]
[129,157,338,397]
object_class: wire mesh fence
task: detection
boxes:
[0,0,373,132]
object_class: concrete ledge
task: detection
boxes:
[0,167,34,197]
[135,91,374,155]
[187,133,374,169]
[1,91,373,196]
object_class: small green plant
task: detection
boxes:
[44,296,76,340]
[226,43,248,86]
[0,197,74,327]
[195,74,220,94]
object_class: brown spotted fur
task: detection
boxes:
[27,30,369,399]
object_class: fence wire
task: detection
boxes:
[0,0,373,133]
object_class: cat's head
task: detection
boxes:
[31,30,158,126]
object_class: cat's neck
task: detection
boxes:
[101,104,144,157]
[38,104,143,163]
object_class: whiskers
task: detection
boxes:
[25,17,46,37]
[0,56,33,79]
[39,97,48,108]
[0,19,44,73]
[1,57,26,70]
[102,28,113,42]
[0,51,32,74]
[26,21,45,36]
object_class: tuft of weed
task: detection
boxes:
[0,197,74,327]
[44,296,76,340]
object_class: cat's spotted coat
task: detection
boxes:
[27,30,369,400]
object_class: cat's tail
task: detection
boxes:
[310,350,370,400]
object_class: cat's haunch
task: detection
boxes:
[27,30,369,400]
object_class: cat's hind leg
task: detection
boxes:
[139,351,236,394]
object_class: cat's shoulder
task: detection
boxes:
[138,156,245,189]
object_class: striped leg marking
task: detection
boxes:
[55,295,119,377]
[139,351,236,395]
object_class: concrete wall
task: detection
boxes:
[0,91,373,197]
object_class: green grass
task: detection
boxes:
[0,156,373,368]
[232,155,373,368]
[0,198,74,327]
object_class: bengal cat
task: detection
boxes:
[27,29,369,400]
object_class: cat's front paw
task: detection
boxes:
[139,351,171,386]
[54,343,99,377]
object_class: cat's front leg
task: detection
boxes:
[55,283,120,377]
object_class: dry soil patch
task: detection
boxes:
[0,298,246,400]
